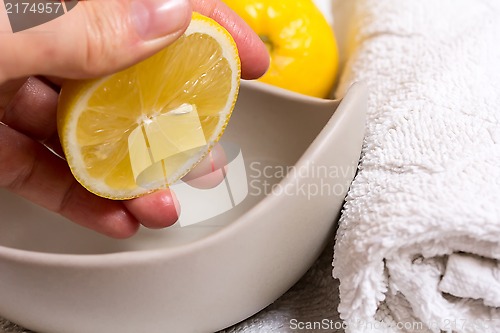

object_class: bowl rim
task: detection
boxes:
[0,80,348,266]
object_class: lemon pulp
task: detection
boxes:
[58,14,241,199]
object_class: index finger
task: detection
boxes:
[191,0,269,79]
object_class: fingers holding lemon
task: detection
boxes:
[57,3,337,203]
[55,0,337,233]
[223,0,339,98]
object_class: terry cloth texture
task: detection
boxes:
[333,0,500,332]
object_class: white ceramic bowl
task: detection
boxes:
[0,80,366,333]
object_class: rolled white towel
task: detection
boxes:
[332,0,500,332]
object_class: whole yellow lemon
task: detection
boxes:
[224,0,339,98]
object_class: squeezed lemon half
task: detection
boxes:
[57,13,241,199]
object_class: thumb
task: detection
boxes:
[0,0,192,82]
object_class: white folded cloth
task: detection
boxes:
[333,0,500,332]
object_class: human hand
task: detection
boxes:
[0,0,269,238]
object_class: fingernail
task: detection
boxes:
[130,0,191,41]
[170,190,181,219]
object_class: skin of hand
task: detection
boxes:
[0,0,269,238]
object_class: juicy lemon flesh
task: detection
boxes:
[59,15,240,199]
[223,0,338,98]
[78,34,231,190]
